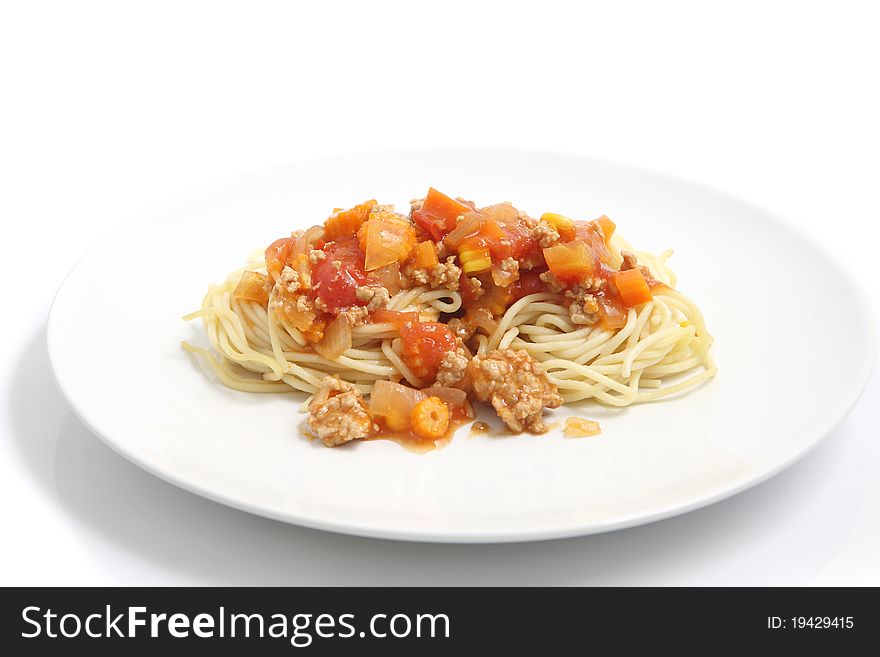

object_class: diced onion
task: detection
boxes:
[564,417,601,437]
[294,225,325,257]
[443,212,482,248]
[422,386,468,407]
[467,307,498,335]
[490,262,518,287]
[370,262,401,295]
[313,315,352,360]
[369,380,426,430]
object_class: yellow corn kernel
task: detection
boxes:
[461,256,491,274]
[459,247,492,274]
[541,212,575,232]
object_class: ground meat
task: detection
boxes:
[407,267,429,285]
[314,296,329,312]
[620,250,639,271]
[516,209,538,229]
[565,281,604,325]
[492,258,519,286]
[309,249,327,264]
[367,287,390,310]
[446,317,476,343]
[464,276,484,299]
[468,349,563,433]
[500,257,519,274]
[436,241,450,260]
[531,220,560,248]
[428,257,461,289]
[619,250,655,279]
[403,256,462,290]
[355,286,391,310]
[295,294,314,314]
[565,278,605,297]
[337,305,369,326]
[568,294,600,325]
[435,348,470,387]
[279,266,301,293]
[308,376,372,447]
[539,270,567,293]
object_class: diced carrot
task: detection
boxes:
[412,240,439,268]
[542,239,596,282]
[323,200,377,241]
[612,268,652,307]
[370,309,419,327]
[478,219,506,242]
[422,188,472,223]
[410,396,450,440]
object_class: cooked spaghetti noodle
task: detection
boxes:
[183,189,715,446]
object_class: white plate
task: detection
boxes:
[47,149,876,543]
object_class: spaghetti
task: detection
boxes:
[183,188,715,446]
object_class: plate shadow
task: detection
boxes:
[7,326,859,585]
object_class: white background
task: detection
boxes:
[1,0,877,585]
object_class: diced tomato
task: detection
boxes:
[412,211,455,242]
[457,271,481,303]
[398,320,457,381]
[510,270,544,301]
[310,237,368,311]
[476,270,546,316]
[477,204,538,261]
[412,188,472,241]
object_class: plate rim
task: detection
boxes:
[45,147,878,543]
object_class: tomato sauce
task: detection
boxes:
[366,401,473,452]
